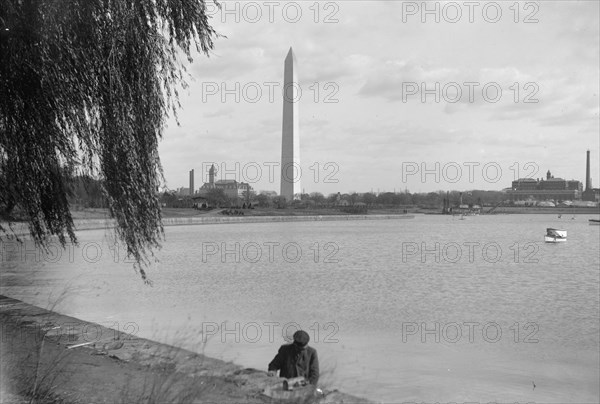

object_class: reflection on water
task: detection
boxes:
[1,214,599,402]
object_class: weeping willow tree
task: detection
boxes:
[0,0,218,282]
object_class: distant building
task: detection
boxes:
[176,187,190,196]
[198,164,253,202]
[507,170,582,202]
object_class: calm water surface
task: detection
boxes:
[1,214,599,402]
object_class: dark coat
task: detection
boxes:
[268,343,319,385]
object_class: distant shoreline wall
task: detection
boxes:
[6,206,600,237]
[73,213,416,231]
[486,206,600,215]
[160,214,415,227]
[3,214,415,237]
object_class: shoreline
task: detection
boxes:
[2,205,598,238]
[3,213,416,236]
[0,295,372,404]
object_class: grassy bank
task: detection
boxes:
[0,296,371,404]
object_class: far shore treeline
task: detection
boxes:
[2,175,597,223]
[32,176,510,211]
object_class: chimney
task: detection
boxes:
[209,164,215,186]
[189,169,195,196]
[585,150,592,191]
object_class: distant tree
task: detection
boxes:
[326,193,339,205]
[447,191,462,206]
[291,199,307,209]
[410,193,424,206]
[255,193,271,208]
[395,192,412,206]
[0,0,218,281]
[273,196,287,209]
[469,190,505,206]
[348,192,359,205]
[309,192,325,206]
[241,189,256,205]
[422,192,442,207]
[377,192,396,206]
[361,192,377,206]
[159,191,179,208]
[205,188,229,208]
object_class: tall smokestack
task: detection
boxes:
[209,164,215,186]
[585,150,592,191]
[189,169,195,196]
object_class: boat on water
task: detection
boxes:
[590,219,600,225]
[545,228,567,243]
[545,228,567,242]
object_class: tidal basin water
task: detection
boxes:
[1,214,599,402]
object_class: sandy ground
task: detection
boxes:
[0,296,371,404]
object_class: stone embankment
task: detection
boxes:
[6,214,414,236]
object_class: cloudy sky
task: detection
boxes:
[159,0,599,195]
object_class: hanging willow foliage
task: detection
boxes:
[0,0,218,282]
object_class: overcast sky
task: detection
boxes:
[159,0,599,195]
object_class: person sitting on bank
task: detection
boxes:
[267,330,319,385]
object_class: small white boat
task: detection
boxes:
[545,228,567,243]
[589,219,600,225]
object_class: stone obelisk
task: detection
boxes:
[280,47,301,201]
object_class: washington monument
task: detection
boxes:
[280,47,301,201]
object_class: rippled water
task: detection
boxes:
[1,214,599,402]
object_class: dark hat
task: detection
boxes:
[293,330,310,347]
